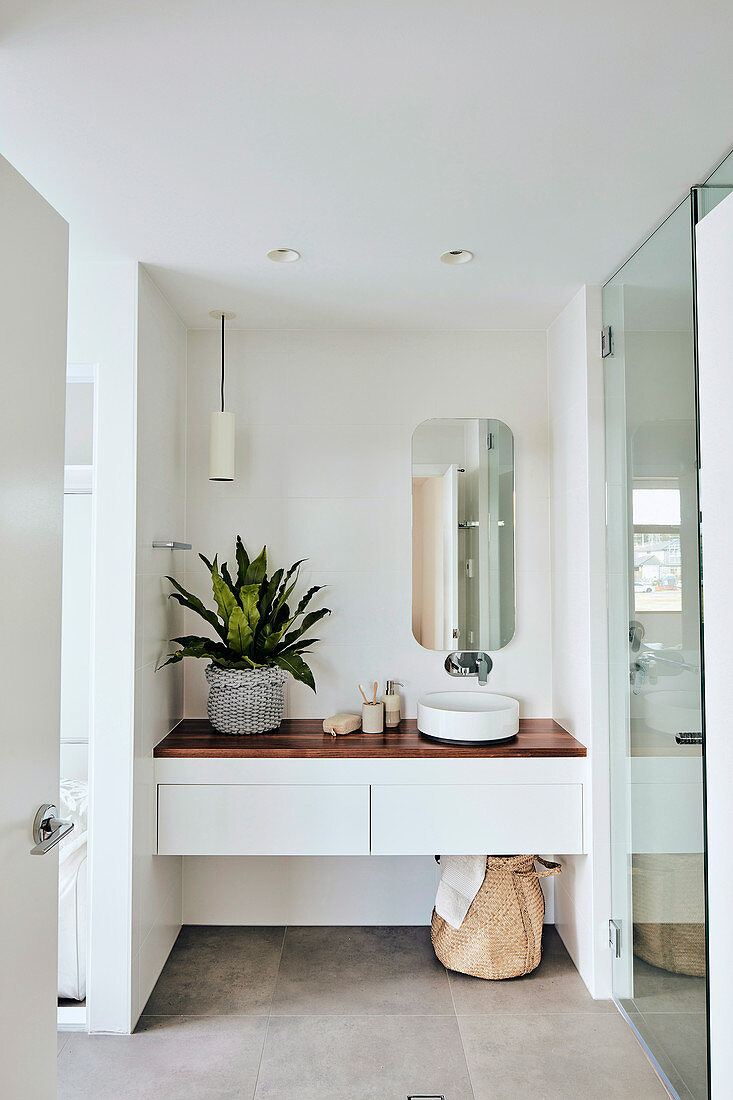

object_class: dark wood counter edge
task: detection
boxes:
[154,718,587,759]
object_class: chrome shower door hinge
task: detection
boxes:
[609,919,622,958]
[601,325,613,358]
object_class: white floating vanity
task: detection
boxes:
[154,719,588,857]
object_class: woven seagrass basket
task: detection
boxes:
[431,854,561,980]
[205,663,287,735]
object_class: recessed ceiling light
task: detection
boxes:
[267,248,301,263]
[440,249,473,264]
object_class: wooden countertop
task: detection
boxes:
[153,718,586,759]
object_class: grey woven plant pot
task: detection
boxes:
[205,663,287,735]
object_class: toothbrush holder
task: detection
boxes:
[361,701,384,734]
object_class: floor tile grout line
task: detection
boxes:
[136,1008,640,1020]
[251,921,288,1097]
[251,1016,271,1100]
[267,925,288,1015]
[446,964,477,1100]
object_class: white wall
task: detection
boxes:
[547,286,611,998]
[60,372,94,753]
[131,267,187,1025]
[67,260,138,1034]
[695,191,733,1098]
[183,331,551,718]
[182,330,552,924]
[60,493,93,746]
[68,262,186,1032]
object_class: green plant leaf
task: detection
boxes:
[271,559,306,622]
[278,638,319,655]
[166,577,227,640]
[275,651,316,691]
[292,585,323,620]
[273,601,292,629]
[258,568,283,621]
[157,651,184,669]
[239,582,261,634]
[170,635,229,652]
[235,536,250,589]
[213,654,258,669]
[221,561,235,593]
[157,635,232,669]
[262,615,290,653]
[276,607,331,651]
[227,604,254,656]
[164,540,328,677]
[211,556,239,626]
[244,545,268,586]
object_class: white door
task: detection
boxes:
[441,463,459,648]
[0,155,69,1099]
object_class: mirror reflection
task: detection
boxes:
[411,418,515,652]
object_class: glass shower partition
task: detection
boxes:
[603,196,709,1100]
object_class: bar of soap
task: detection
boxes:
[323,713,362,736]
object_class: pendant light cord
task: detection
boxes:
[220,313,225,413]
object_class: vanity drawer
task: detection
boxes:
[157,784,370,855]
[370,783,584,855]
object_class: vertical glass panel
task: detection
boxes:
[604,198,708,1100]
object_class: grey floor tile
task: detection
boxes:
[254,1014,474,1100]
[271,925,454,1015]
[447,928,613,1015]
[621,1009,694,1100]
[58,1015,267,1099]
[57,1032,70,1055]
[641,1012,708,1100]
[143,925,285,1016]
[459,1013,669,1100]
[631,957,707,1015]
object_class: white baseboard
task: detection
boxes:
[57,1003,86,1031]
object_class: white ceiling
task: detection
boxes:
[2,0,732,330]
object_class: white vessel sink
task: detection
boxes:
[643,689,701,736]
[417,691,519,745]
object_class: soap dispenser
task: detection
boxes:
[382,680,404,728]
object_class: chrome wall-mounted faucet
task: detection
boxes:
[444,651,493,686]
[630,648,700,694]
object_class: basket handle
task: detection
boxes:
[514,857,562,879]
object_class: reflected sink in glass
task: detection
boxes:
[643,689,701,736]
[417,691,519,745]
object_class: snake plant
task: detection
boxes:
[159,536,330,690]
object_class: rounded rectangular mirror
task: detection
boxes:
[411,418,515,651]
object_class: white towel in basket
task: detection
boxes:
[435,855,486,930]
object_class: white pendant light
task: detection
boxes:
[209,310,236,481]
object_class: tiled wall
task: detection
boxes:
[183,330,552,720]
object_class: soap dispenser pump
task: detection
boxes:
[382,680,404,728]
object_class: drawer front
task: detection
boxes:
[371,783,584,855]
[157,784,370,855]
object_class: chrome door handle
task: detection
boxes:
[30,804,74,855]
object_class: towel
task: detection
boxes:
[435,855,486,929]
